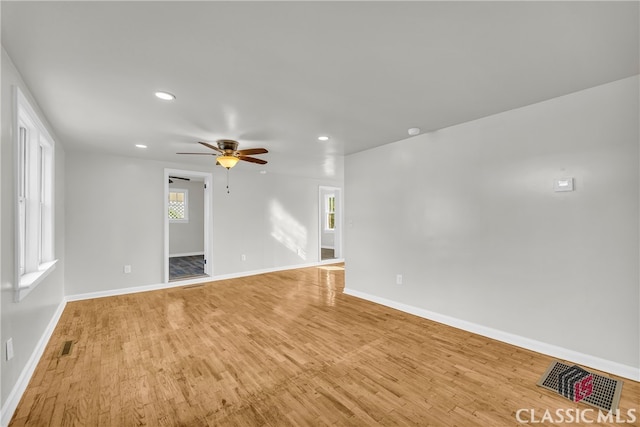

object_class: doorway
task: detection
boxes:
[319,186,342,262]
[164,169,213,282]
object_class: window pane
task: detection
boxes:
[18,127,27,275]
[15,87,57,298]
[168,201,185,219]
[168,190,187,220]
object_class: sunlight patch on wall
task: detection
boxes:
[269,200,308,259]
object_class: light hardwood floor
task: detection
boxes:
[10,264,639,426]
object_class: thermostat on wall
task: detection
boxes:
[554,177,574,192]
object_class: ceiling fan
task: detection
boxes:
[177,140,268,169]
[168,176,190,184]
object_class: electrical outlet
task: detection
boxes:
[6,338,14,361]
[396,274,403,285]
[241,254,246,261]
[123,265,132,274]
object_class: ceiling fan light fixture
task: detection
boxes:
[217,155,240,169]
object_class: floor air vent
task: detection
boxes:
[182,284,205,290]
[60,340,74,357]
[537,360,623,412]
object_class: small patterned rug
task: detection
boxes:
[537,360,623,412]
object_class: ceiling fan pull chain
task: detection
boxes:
[226,168,230,194]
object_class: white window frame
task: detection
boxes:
[324,193,336,232]
[168,188,189,223]
[14,87,57,302]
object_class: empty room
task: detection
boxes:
[1,1,638,426]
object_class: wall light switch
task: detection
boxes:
[123,265,132,274]
[554,177,574,192]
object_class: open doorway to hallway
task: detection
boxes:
[319,186,342,262]
[164,169,213,282]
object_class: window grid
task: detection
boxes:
[325,194,336,231]
[18,126,27,276]
[168,189,188,221]
[15,86,56,300]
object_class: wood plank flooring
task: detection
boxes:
[10,264,639,426]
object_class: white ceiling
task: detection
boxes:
[2,1,638,178]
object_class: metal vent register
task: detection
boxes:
[537,361,623,412]
[59,340,74,357]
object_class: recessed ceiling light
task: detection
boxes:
[318,136,330,141]
[154,91,176,101]
[135,144,147,149]
[408,128,421,136]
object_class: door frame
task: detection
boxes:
[164,168,213,283]
[318,185,343,263]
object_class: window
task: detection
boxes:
[15,87,56,301]
[324,194,336,231]
[168,189,189,222]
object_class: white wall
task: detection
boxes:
[169,179,204,256]
[345,76,639,373]
[0,49,66,411]
[65,151,342,295]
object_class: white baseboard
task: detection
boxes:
[1,300,67,427]
[66,261,339,302]
[343,288,640,382]
[168,251,205,258]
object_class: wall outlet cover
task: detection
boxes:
[554,177,574,192]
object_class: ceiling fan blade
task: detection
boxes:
[236,148,268,156]
[239,155,268,165]
[176,152,217,155]
[169,176,190,181]
[198,141,223,153]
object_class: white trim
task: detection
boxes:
[0,300,67,427]
[343,288,640,382]
[15,260,58,302]
[68,261,340,302]
[164,169,213,283]
[169,252,205,258]
[13,86,56,303]
[318,257,345,266]
[318,186,343,261]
